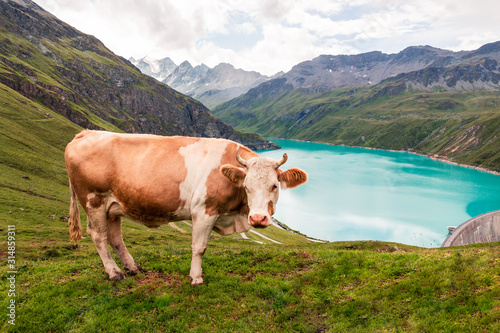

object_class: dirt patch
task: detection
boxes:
[135,270,184,288]
[443,124,482,156]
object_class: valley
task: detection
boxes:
[209,43,500,172]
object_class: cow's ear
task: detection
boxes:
[220,164,246,186]
[278,168,308,189]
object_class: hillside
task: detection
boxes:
[0,0,277,150]
[213,43,500,171]
[2,167,500,332]
[2,73,500,332]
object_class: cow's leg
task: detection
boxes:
[107,216,143,275]
[190,215,216,285]
[86,205,125,280]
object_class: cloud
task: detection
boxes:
[258,0,295,22]
[32,0,500,75]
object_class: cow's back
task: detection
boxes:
[66,131,192,192]
[65,130,248,224]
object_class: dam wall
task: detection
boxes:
[441,210,500,247]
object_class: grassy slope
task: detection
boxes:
[214,84,500,171]
[1,82,500,332]
[1,216,500,332]
[0,83,81,224]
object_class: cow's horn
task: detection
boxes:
[275,153,288,168]
[236,150,247,167]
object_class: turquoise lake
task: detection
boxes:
[258,139,500,247]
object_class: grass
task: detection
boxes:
[1,218,500,332]
[1,82,500,332]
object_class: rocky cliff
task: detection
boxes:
[0,0,278,150]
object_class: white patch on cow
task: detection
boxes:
[214,213,252,235]
[93,130,113,137]
[177,140,228,286]
[243,158,280,227]
[176,139,229,218]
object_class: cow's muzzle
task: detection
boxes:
[249,214,269,228]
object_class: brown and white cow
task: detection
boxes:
[65,130,307,285]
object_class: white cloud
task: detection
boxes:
[32,0,500,75]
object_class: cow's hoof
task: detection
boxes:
[126,264,145,275]
[109,269,125,280]
[191,277,204,286]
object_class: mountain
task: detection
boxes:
[163,60,210,94]
[129,56,177,81]
[132,57,271,108]
[0,0,277,150]
[213,42,500,171]
[256,44,499,95]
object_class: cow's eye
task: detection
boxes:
[272,184,278,191]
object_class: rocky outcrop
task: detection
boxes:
[388,59,500,91]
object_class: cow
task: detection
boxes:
[65,130,307,285]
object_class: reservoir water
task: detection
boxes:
[258,139,500,247]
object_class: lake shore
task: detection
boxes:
[269,137,500,176]
[260,138,500,247]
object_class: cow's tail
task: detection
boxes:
[68,182,82,242]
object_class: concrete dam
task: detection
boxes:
[441,210,500,247]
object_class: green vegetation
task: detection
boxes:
[0,83,80,223]
[2,210,500,332]
[213,83,500,172]
[1,80,500,332]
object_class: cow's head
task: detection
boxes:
[220,151,307,228]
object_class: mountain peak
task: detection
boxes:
[213,63,235,70]
[179,60,193,69]
[393,45,451,62]
[134,57,268,108]
[129,56,177,81]
[463,41,500,60]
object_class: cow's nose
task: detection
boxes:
[250,214,268,228]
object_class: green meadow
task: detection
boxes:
[1,81,500,332]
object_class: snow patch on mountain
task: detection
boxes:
[131,57,273,108]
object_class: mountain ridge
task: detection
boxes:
[130,57,272,109]
[137,42,500,110]
[276,43,500,93]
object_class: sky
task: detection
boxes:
[33,0,500,76]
